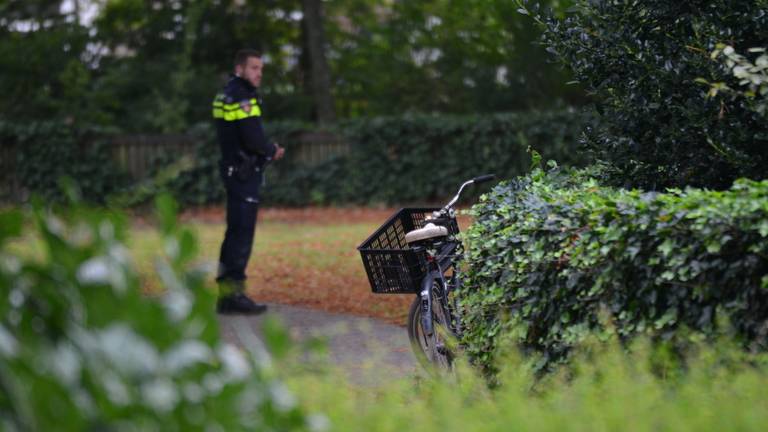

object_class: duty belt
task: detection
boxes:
[226,164,261,178]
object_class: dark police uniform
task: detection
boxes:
[212,75,276,300]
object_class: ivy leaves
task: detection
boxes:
[460,167,768,375]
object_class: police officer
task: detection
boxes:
[212,49,285,314]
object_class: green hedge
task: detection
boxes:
[0,121,129,203]
[460,165,768,375]
[263,110,592,206]
[1,110,592,207]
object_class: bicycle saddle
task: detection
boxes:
[405,223,449,244]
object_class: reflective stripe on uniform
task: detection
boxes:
[212,96,262,121]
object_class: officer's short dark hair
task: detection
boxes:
[234,49,262,67]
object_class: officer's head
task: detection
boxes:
[234,49,263,88]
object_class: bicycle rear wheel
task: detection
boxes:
[407,282,454,370]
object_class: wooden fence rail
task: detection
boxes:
[0,131,348,204]
[110,134,198,180]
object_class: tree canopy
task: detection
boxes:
[0,0,581,132]
[527,0,768,189]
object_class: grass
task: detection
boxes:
[278,337,768,431]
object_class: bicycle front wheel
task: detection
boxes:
[407,284,454,370]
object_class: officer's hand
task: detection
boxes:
[274,144,286,160]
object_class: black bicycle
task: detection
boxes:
[357,175,496,368]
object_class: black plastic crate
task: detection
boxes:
[358,208,458,294]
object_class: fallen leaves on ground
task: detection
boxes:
[136,206,473,326]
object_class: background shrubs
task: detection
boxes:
[239,109,591,206]
[1,109,592,207]
[460,165,768,375]
[525,0,768,189]
[0,121,129,203]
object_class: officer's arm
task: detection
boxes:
[238,117,277,158]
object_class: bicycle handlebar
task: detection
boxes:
[472,174,496,184]
[440,173,496,212]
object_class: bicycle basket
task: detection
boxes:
[357,208,459,294]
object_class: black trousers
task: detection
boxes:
[216,174,261,293]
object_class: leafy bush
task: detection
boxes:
[522,0,768,189]
[2,110,592,207]
[0,121,130,203]
[701,44,768,118]
[0,197,313,430]
[265,109,592,206]
[132,124,225,208]
[155,121,318,207]
[460,165,768,375]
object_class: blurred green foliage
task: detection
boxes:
[0,0,582,131]
[0,196,313,430]
[234,110,590,206]
[700,44,768,118]
[324,0,583,117]
[521,0,768,189]
[0,120,129,203]
[1,109,591,207]
[461,164,768,376]
[291,336,768,432]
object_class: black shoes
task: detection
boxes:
[216,292,268,315]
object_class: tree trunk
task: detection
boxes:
[301,0,336,124]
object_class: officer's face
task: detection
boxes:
[236,56,263,88]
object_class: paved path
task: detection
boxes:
[218,303,418,384]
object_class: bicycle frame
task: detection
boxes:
[418,269,442,336]
[417,241,461,337]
